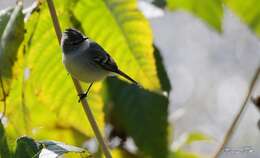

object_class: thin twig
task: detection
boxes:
[213,66,260,158]
[46,0,112,158]
[0,76,7,120]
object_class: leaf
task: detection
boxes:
[169,150,200,158]
[0,3,24,100]
[3,2,42,138]
[0,120,11,158]
[110,148,139,158]
[167,0,223,32]
[153,45,171,93]
[185,132,211,145]
[38,140,90,158]
[0,8,13,37]
[23,1,42,48]
[4,70,32,140]
[4,0,164,155]
[104,77,168,158]
[171,132,211,150]
[18,0,104,142]
[152,0,167,8]
[14,136,39,158]
[224,0,260,37]
[73,0,161,90]
[13,136,90,158]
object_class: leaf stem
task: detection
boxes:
[46,0,112,158]
[213,66,260,158]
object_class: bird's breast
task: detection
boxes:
[62,52,109,83]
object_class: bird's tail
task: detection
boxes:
[116,69,139,85]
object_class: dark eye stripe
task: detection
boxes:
[71,38,88,45]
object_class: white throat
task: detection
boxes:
[81,39,90,50]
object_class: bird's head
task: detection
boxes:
[61,28,88,53]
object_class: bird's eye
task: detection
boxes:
[71,38,85,45]
[71,42,79,45]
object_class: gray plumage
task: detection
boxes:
[61,28,138,84]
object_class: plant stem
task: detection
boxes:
[46,0,112,158]
[213,66,260,158]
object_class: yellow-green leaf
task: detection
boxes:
[167,0,223,32]
[11,1,104,143]
[108,148,139,158]
[169,150,200,158]
[185,132,211,145]
[225,0,260,37]
[73,0,161,90]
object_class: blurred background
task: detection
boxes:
[1,0,260,158]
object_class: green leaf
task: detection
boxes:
[224,0,260,37]
[104,78,168,158]
[152,0,167,8]
[73,0,161,90]
[169,150,200,158]
[13,136,90,158]
[0,3,24,100]
[167,0,223,32]
[154,45,171,93]
[14,136,39,158]
[0,8,13,37]
[0,120,11,158]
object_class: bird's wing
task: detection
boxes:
[87,41,119,72]
[87,41,138,85]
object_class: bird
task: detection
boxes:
[61,28,138,101]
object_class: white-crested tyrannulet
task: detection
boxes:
[61,28,138,101]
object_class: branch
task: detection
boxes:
[46,1,112,157]
[213,66,260,158]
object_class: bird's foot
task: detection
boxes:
[78,92,88,102]
[78,83,94,102]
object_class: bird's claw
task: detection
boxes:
[78,92,87,102]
